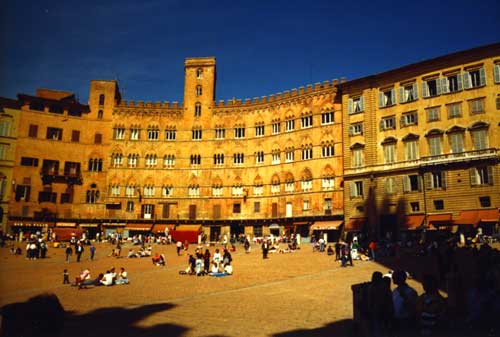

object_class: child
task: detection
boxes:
[63,269,70,284]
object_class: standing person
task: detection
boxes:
[40,241,48,258]
[335,241,341,261]
[262,239,269,259]
[63,269,70,284]
[203,249,211,274]
[416,274,447,336]
[89,243,96,261]
[392,269,418,335]
[65,245,73,263]
[176,240,182,256]
[213,248,221,269]
[115,241,121,258]
[369,240,376,261]
[244,238,250,253]
[75,242,84,262]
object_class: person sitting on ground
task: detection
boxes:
[223,262,233,275]
[109,267,117,283]
[222,248,232,267]
[195,253,204,276]
[100,270,114,286]
[327,245,334,256]
[75,268,91,287]
[210,261,219,274]
[115,267,129,285]
[127,249,137,258]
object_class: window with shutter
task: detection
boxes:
[494,64,500,84]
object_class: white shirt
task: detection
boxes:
[101,273,114,286]
[224,265,233,275]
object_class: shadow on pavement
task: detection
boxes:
[0,293,187,337]
[273,319,354,337]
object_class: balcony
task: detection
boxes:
[420,148,498,167]
[344,148,499,178]
[40,170,83,185]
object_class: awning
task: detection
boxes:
[9,221,53,227]
[152,224,175,233]
[269,223,280,229]
[345,218,366,232]
[79,223,99,227]
[125,223,152,231]
[102,222,126,227]
[175,225,202,232]
[171,225,202,244]
[401,215,425,230]
[56,222,76,227]
[427,213,453,226]
[454,209,499,226]
[310,220,344,230]
[293,222,309,226]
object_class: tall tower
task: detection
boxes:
[183,57,216,125]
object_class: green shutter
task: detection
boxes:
[403,176,409,192]
[422,82,429,98]
[359,96,365,111]
[487,166,494,185]
[463,71,471,89]
[425,172,432,190]
[441,171,446,190]
[378,92,384,108]
[457,73,463,91]
[413,82,418,99]
[417,175,423,191]
[479,67,486,86]
[348,98,353,114]
[349,182,355,198]
[470,168,477,186]
[391,89,396,106]
[399,87,404,103]
[494,64,500,84]
[436,78,442,95]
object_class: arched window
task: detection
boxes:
[196,85,202,97]
[86,185,99,204]
[196,68,203,79]
[195,102,201,117]
[98,110,103,119]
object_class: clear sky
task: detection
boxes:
[1,0,499,104]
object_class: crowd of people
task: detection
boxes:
[71,266,129,289]
[180,247,234,276]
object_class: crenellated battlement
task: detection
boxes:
[117,100,182,109]
[212,78,341,108]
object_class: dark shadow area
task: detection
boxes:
[273,319,354,337]
[0,293,188,337]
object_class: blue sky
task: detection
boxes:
[1,0,499,104]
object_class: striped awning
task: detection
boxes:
[125,223,153,231]
[310,220,343,230]
[79,223,99,227]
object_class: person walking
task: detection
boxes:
[65,245,73,263]
[262,239,269,259]
[76,242,84,262]
[89,243,96,261]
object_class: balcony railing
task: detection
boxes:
[345,148,499,177]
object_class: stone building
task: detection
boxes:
[4,43,499,242]
[339,43,500,240]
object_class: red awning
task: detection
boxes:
[401,215,425,230]
[427,213,453,226]
[152,224,175,233]
[345,218,366,232]
[171,225,202,244]
[125,224,152,231]
[454,209,499,226]
[310,221,344,230]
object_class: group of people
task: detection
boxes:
[71,266,129,289]
[65,241,96,262]
[127,245,153,258]
[180,247,233,276]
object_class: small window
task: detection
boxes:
[321,110,334,124]
[470,166,493,186]
[192,129,202,140]
[254,202,261,213]
[71,130,80,142]
[147,126,159,140]
[126,201,134,212]
[447,103,462,119]
[400,111,418,127]
[196,68,203,79]
[195,103,202,117]
[348,96,364,114]
[215,128,225,139]
[378,88,395,108]
[98,110,103,119]
[285,119,295,132]
[426,107,440,122]
[496,96,500,110]
[403,174,421,192]
[99,94,105,105]
[422,78,440,98]
[234,127,245,139]
[196,85,202,97]
[464,68,486,89]
[233,203,241,213]
[28,124,38,138]
[469,98,485,114]
[380,116,396,131]
[255,151,264,164]
[349,123,363,136]
[410,202,420,212]
[165,128,177,140]
[352,148,364,167]
[20,157,39,167]
[494,64,500,84]
[255,125,265,137]
[94,133,102,144]
[272,122,281,135]
[350,181,364,198]
[46,127,63,140]
[399,83,418,103]
[301,114,313,129]
[441,73,463,93]
[479,196,491,208]
[433,200,444,210]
